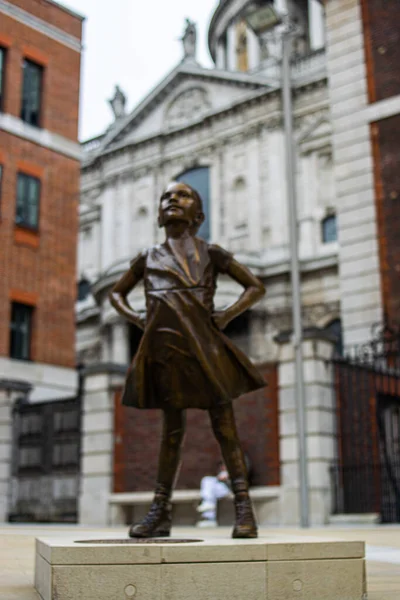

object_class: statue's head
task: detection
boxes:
[158,181,205,234]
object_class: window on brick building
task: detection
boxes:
[0,47,5,111]
[21,59,43,127]
[16,173,41,229]
[10,302,33,361]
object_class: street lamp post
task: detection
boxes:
[245,8,310,528]
[281,23,310,529]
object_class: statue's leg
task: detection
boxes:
[129,408,186,538]
[209,404,257,539]
[156,407,186,490]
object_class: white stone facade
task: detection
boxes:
[76,0,383,525]
[78,75,340,367]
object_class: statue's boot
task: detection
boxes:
[128,484,172,538]
[231,478,258,539]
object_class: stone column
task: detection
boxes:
[79,365,126,526]
[0,380,31,522]
[112,321,129,366]
[210,148,221,244]
[308,0,326,50]
[100,184,115,273]
[247,132,262,252]
[275,0,288,13]
[299,152,318,258]
[267,130,288,256]
[227,25,237,71]
[247,26,260,71]
[216,41,226,70]
[276,331,336,525]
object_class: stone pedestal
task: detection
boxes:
[35,534,366,600]
[276,330,337,525]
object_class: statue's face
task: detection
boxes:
[159,182,200,228]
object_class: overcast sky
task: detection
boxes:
[61,0,218,141]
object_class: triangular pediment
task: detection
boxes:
[89,63,270,160]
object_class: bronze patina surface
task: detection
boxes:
[110,181,266,539]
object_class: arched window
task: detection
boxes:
[176,167,210,240]
[321,214,337,244]
[77,278,91,302]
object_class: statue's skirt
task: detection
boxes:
[121,288,266,410]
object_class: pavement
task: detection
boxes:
[1,523,399,599]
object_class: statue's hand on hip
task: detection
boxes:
[136,310,147,331]
[212,311,231,331]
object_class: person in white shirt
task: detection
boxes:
[196,461,232,527]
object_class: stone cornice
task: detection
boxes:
[76,305,100,325]
[0,113,82,160]
[85,64,270,168]
[42,0,85,21]
[84,87,279,170]
[0,0,83,52]
[82,84,328,186]
[82,363,127,377]
[274,327,338,345]
[0,378,32,393]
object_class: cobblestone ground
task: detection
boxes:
[1,525,399,599]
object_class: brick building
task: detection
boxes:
[0,0,83,521]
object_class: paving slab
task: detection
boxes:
[0,525,399,600]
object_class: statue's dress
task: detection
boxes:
[122,238,266,410]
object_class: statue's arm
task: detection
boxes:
[213,254,265,331]
[109,253,146,330]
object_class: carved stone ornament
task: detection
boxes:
[165,87,211,130]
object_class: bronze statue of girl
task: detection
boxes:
[110,181,266,538]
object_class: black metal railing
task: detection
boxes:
[331,322,400,523]
[330,461,400,523]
